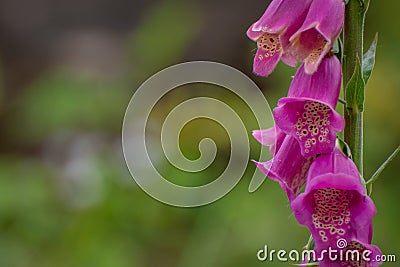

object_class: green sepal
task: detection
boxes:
[363,33,378,85]
[345,57,365,112]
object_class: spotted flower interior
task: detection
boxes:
[312,188,355,243]
[294,101,332,155]
[257,33,282,60]
[341,240,382,267]
[290,29,329,73]
[304,33,328,67]
[274,98,343,157]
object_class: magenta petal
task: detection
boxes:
[274,98,344,157]
[289,0,344,74]
[254,135,313,201]
[247,0,312,75]
[287,56,342,108]
[342,240,382,267]
[303,34,332,74]
[246,23,263,41]
[281,52,298,67]
[253,0,312,33]
[253,127,276,147]
[306,146,361,186]
[291,173,374,247]
[301,0,345,42]
[273,56,344,157]
[318,240,382,267]
[252,0,312,54]
[291,148,378,260]
[252,126,284,154]
[253,46,282,76]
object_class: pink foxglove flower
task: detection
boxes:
[291,147,382,266]
[253,126,313,201]
[288,0,345,74]
[246,0,312,76]
[273,55,344,157]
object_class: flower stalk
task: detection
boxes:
[342,0,368,176]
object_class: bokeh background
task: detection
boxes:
[0,0,399,266]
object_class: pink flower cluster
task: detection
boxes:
[248,1,382,266]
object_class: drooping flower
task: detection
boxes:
[288,0,345,74]
[273,55,344,157]
[291,146,382,266]
[246,0,313,76]
[253,126,313,201]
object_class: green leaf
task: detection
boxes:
[366,146,400,186]
[363,33,378,85]
[345,57,365,112]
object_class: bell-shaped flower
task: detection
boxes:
[288,0,345,74]
[253,126,313,201]
[246,0,313,76]
[273,55,344,157]
[291,147,382,266]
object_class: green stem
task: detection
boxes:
[343,0,366,176]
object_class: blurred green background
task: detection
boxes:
[0,0,398,266]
